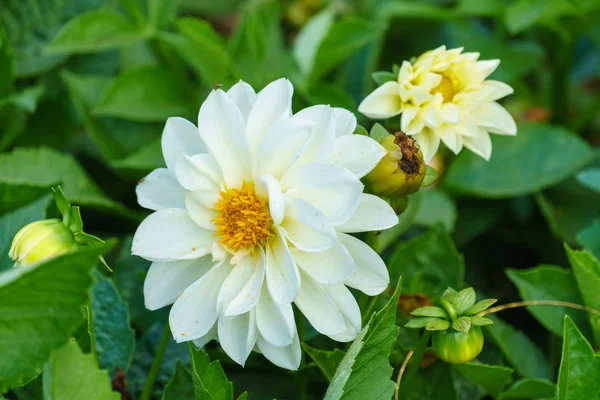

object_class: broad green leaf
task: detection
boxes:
[0,24,14,99]
[577,219,600,260]
[456,0,504,16]
[506,266,590,337]
[94,66,195,122]
[148,0,179,30]
[303,344,345,382]
[111,137,164,174]
[12,375,43,400]
[388,225,464,298]
[43,339,119,400]
[0,147,131,216]
[443,124,593,198]
[406,362,457,400]
[0,104,27,151]
[158,18,239,86]
[293,9,335,79]
[454,362,514,398]
[91,273,135,375]
[504,0,576,34]
[0,195,52,272]
[557,316,600,400]
[309,18,380,84]
[499,378,556,399]
[163,361,195,400]
[4,85,45,113]
[379,1,453,20]
[453,199,504,247]
[46,9,146,54]
[576,168,600,192]
[0,245,109,392]
[324,279,402,400]
[485,316,552,380]
[566,246,600,345]
[189,344,233,400]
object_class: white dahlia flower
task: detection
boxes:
[358,46,517,162]
[132,78,398,370]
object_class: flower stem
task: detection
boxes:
[394,350,414,400]
[140,322,171,400]
[478,300,600,317]
[397,331,432,399]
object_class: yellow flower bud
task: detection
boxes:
[364,132,426,197]
[9,219,78,268]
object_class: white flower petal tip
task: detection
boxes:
[358,81,403,119]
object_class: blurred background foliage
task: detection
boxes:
[2,0,600,399]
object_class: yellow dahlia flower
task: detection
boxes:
[358,46,517,162]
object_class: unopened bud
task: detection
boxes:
[364,132,426,197]
[9,219,78,268]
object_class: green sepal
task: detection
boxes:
[353,124,368,136]
[369,123,390,143]
[452,316,472,333]
[405,317,440,329]
[469,316,494,326]
[441,287,458,303]
[425,319,450,331]
[464,299,498,316]
[421,165,439,187]
[75,232,111,272]
[392,64,400,76]
[411,306,448,319]
[453,287,476,315]
[68,206,83,234]
[52,186,71,226]
[371,71,397,86]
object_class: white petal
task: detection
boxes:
[413,128,440,163]
[186,193,218,230]
[161,117,207,172]
[437,125,462,154]
[246,78,293,152]
[474,102,517,135]
[340,233,389,296]
[266,227,301,304]
[440,103,460,124]
[281,162,363,225]
[144,257,213,310]
[198,89,252,187]
[293,243,356,284]
[294,270,345,335]
[170,262,231,342]
[192,324,218,348]
[256,284,294,347]
[358,81,403,119]
[323,283,361,342]
[280,197,337,252]
[401,105,420,131]
[136,168,186,211]
[218,310,258,366]
[227,80,256,121]
[256,331,301,370]
[132,209,215,261]
[480,80,514,101]
[224,249,265,316]
[463,128,492,161]
[476,59,500,79]
[333,108,357,137]
[256,117,313,179]
[294,105,336,164]
[256,174,285,225]
[336,193,398,233]
[328,134,386,179]
[175,154,222,191]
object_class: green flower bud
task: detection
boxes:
[432,326,484,364]
[364,132,426,197]
[9,219,79,268]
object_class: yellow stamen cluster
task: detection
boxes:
[212,181,273,252]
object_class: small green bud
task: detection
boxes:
[364,132,426,197]
[432,326,484,364]
[9,219,78,268]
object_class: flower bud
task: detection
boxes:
[432,326,484,364]
[9,219,78,268]
[364,132,426,197]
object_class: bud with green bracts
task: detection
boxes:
[364,132,426,197]
[405,287,497,364]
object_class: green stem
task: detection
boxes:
[86,300,97,362]
[397,331,432,399]
[550,40,573,126]
[362,295,380,324]
[140,322,171,400]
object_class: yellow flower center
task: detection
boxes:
[432,75,456,103]
[212,181,273,252]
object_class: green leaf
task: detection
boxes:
[302,344,345,382]
[0,147,131,216]
[464,299,498,316]
[507,266,590,337]
[454,362,514,398]
[499,378,557,399]
[158,18,238,86]
[453,287,476,315]
[5,85,45,113]
[469,316,494,326]
[557,316,600,400]
[374,190,424,253]
[407,362,457,400]
[452,316,472,333]
[371,71,397,86]
[46,9,145,54]
[94,65,195,122]
[293,9,336,79]
[188,344,234,400]
[91,273,135,375]
[379,1,453,20]
[0,24,14,99]
[405,317,441,329]
[411,306,448,318]
[148,0,179,30]
[578,219,600,261]
[324,279,402,400]
[369,123,390,143]
[0,195,52,272]
[414,188,457,233]
[163,361,195,400]
[43,339,119,399]
[577,168,600,193]
[504,0,576,34]
[421,165,439,187]
[426,319,451,331]
[388,226,464,299]
[0,245,109,392]
[485,316,552,380]
[565,246,600,346]
[443,124,593,198]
